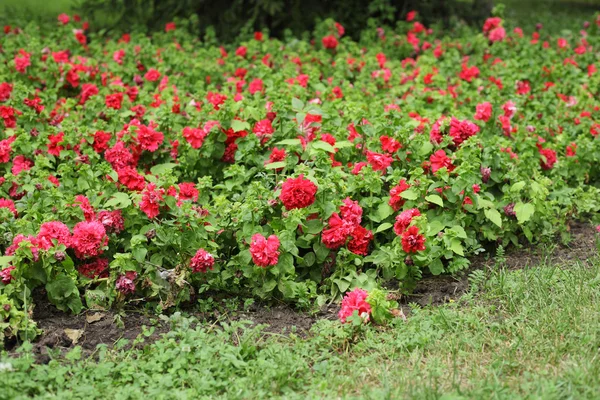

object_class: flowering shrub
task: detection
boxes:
[1,11,600,341]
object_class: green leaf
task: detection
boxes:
[334,279,351,293]
[46,274,83,314]
[231,120,250,132]
[450,239,464,256]
[311,141,336,153]
[0,256,14,267]
[400,190,418,200]
[514,202,535,224]
[427,220,445,236]
[429,258,444,275]
[484,208,502,228]
[150,163,178,176]
[376,222,393,233]
[425,194,444,207]
[334,141,355,149]
[417,141,433,156]
[276,139,302,146]
[265,161,286,170]
[104,192,132,209]
[291,97,304,110]
[277,253,295,275]
[510,181,526,193]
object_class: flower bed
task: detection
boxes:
[1,12,600,340]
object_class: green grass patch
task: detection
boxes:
[3,257,600,399]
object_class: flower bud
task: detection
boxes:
[145,229,156,239]
[481,166,491,183]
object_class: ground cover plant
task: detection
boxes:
[2,256,600,399]
[1,6,600,344]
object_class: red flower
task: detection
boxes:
[140,183,164,219]
[389,179,411,211]
[80,83,99,104]
[178,182,199,202]
[394,208,421,235]
[0,106,19,128]
[248,78,264,95]
[380,136,402,153]
[249,234,280,267]
[144,68,161,82]
[97,210,125,234]
[190,249,215,273]
[74,195,96,221]
[0,136,15,163]
[182,127,207,149]
[279,175,318,210]
[340,197,362,226]
[338,288,371,323]
[165,22,176,32]
[253,119,274,140]
[348,225,373,256]
[11,155,33,175]
[105,93,123,110]
[539,147,557,170]
[117,167,146,191]
[93,131,112,153]
[474,102,492,122]
[78,258,109,279]
[37,221,71,249]
[71,221,108,259]
[322,35,338,49]
[0,198,17,217]
[137,124,164,152]
[105,141,135,170]
[366,150,393,172]
[449,117,479,147]
[429,150,454,173]
[322,213,354,249]
[0,83,13,102]
[401,226,426,253]
[47,132,65,156]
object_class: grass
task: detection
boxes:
[2,255,600,399]
[1,0,74,16]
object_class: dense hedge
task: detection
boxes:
[75,0,494,40]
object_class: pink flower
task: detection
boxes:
[338,288,371,323]
[340,197,362,226]
[474,102,492,122]
[249,234,280,267]
[429,150,454,173]
[366,151,393,172]
[0,265,16,284]
[97,210,125,234]
[448,117,479,147]
[116,271,137,294]
[394,208,421,235]
[0,198,17,217]
[71,221,108,259]
[190,249,215,273]
[37,221,71,249]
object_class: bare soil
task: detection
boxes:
[6,222,598,362]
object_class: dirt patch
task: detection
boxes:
[6,222,598,360]
[21,289,168,363]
